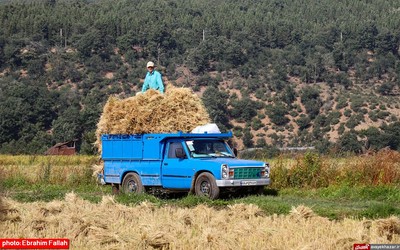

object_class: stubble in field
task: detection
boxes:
[1,193,399,250]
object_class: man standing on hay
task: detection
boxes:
[141,61,165,94]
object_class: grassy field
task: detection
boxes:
[1,153,400,249]
[1,152,399,219]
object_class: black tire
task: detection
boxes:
[194,172,220,199]
[121,173,144,194]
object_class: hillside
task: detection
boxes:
[0,0,400,154]
[165,63,400,151]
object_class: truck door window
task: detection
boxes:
[168,142,185,158]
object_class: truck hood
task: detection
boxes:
[197,158,265,167]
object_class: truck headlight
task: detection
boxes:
[221,164,229,179]
[261,163,270,178]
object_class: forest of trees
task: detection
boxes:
[0,0,400,154]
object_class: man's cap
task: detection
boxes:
[147,61,155,68]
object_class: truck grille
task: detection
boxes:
[233,168,261,179]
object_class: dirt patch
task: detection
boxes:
[104,72,114,79]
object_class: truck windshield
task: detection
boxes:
[185,139,234,158]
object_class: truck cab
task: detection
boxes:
[99,131,270,199]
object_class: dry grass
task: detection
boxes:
[0,155,98,187]
[95,87,210,152]
[289,205,316,221]
[91,163,104,177]
[344,149,400,185]
[271,149,400,188]
[0,155,97,166]
[1,193,399,249]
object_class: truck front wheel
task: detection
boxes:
[194,172,220,199]
[122,173,144,194]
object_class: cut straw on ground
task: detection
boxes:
[1,193,399,250]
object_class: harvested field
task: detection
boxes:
[95,87,210,151]
[1,193,399,250]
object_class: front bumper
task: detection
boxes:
[216,178,270,187]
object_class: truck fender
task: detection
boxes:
[121,171,140,184]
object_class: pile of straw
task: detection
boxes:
[2,195,399,249]
[289,205,317,220]
[95,87,210,151]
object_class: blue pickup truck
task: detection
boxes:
[99,131,270,199]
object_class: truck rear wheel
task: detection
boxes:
[194,172,220,199]
[122,173,144,194]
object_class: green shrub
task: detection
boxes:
[377,82,395,96]
[345,115,361,129]
[337,123,345,135]
[266,103,290,126]
[369,102,378,109]
[270,158,290,189]
[335,96,348,109]
[377,111,390,119]
[337,132,363,154]
[301,86,322,119]
[286,152,331,188]
[251,118,264,131]
[369,110,378,122]
[344,109,352,117]
[296,114,311,130]
[289,110,298,117]
[360,108,368,114]
[255,88,266,100]
[242,129,254,148]
[255,138,267,147]
[230,98,258,121]
[327,111,341,125]
[233,126,243,137]
[350,97,365,112]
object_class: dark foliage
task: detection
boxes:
[0,0,400,153]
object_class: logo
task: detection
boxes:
[353,244,370,250]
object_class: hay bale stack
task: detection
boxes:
[95,87,210,151]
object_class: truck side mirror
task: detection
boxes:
[233,148,238,157]
[175,148,186,159]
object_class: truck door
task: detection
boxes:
[161,141,193,189]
